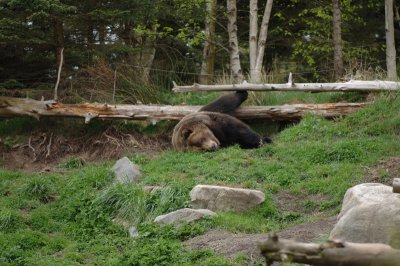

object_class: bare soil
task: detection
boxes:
[0,126,171,172]
[184,216,337,262]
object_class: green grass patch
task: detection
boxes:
[0,93,400,264]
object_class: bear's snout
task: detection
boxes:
[209,143,218,152]
[201,139,219,152]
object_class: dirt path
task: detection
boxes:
[184,216,336,260]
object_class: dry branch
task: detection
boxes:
[0,96,368,122]
[260,234,400,266]
[54,47,64,100]
[172,80,400,92]
[393,178,400,193]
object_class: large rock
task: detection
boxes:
[190,185,265,212]
[330,183,400,248]
[111,157,142,183]
[154,208,216,226]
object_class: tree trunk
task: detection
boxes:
[53,18,64,70]
[227,0,243,83]
[395,3,400,29]
[98,23,106,50]
[332,0,344,80]
[0,97,367,122]
[137,46,156,80]
[131,25,157,80]
[53,18,65,101]
[385,0,397,80]
[54,48,64,101]
[249,0,258,79]
[252,0,273,83]
[199,0,217,84]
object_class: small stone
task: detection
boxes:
[190,185,265,212]
[129,226,139,238]
[111,157,141,183]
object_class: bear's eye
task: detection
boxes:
[182,129,192,139]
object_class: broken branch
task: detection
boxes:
[260,234,400,266]
[172,80,400,92]
[393,178,400,193]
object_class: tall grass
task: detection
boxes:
[93,183,190,224]
[70,59,160,104]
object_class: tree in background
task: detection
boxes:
[385,0,398,80]
[0,0,398,95]
[249,0,273,82]
[332,0,344,80]
[227,0,243,83]
[0,0,75,84]
[199,0,217,85]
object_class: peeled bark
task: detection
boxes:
[0,97,367,122]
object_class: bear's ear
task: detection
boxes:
[182,128,192,139]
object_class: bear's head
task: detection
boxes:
[172,113,220,151]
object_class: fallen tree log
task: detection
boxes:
[0,96,368,122]
[260,234,400,266]
[172,80,400,92]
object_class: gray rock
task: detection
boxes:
[190,185,265,212]
[111,157,141,183]
[129,226,139,238]
[154,208,216,226]
[330,183,400,248]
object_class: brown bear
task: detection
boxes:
[172,91,271,151]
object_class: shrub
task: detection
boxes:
[0,209,21,231]
[22,177,55,203]
[0,79,25,89]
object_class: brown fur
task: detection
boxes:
[172,91,270,152]
[172,113,220,151]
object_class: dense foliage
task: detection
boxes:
[0,0,398,96]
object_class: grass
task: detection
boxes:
[162,90,369,107]
[0,92,399,265]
